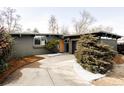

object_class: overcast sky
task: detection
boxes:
[13,7,124,35]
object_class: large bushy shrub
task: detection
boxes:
[45,38,59,52]
[0,27,13,73]
[75,34,117,74]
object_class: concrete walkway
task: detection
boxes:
[3,53,90,86]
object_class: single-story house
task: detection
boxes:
[64,31,121,54]
[10,31,121,57]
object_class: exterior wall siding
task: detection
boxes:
[100,39,117,51]
[65,38,117,54]
[11,35,54,57]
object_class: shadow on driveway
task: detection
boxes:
[2,62,42,85]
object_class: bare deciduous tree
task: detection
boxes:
[73,10,95,34]
[48,15,59,34]
[61,25,69,35]
[33,28,39,33]
[91,25,113,32]
[0,7,22,33]
[26,28,32,33]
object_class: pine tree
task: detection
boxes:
[75,34,117,74]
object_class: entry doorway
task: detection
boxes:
[72,41,77,54]
[64,43,69,52]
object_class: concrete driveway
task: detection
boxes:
[3,53,90,86]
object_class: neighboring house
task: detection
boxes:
[10,31,121,57]
[64,31,121,54]
[10,33,63,57]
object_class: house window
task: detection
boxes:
[34,37,41,45]
[41,38,45,46]
[33,36,47,47]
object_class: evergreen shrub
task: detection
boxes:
[75,34,117,74]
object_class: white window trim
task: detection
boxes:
[33,36,47,47]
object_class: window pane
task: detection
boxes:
[35,38,40,45]
[41,40,45,46]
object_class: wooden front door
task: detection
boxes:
[59,39,64,52]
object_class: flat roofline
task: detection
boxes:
[64,31,122,39]
[10,31,122,39]
[10,33,63,35]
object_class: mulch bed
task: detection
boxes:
[0,55,44,84]
[113,54,124,64]
[92,54,124,86]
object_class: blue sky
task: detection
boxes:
[14,7,124,35]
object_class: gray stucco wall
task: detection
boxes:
[100,39,117,51]
[11,35,52,58]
